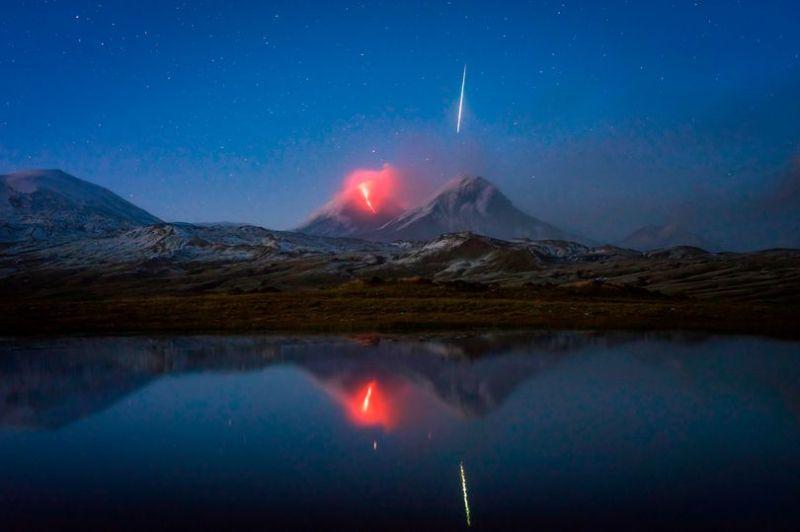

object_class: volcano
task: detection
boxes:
[296,167,404,238]
[373,176,581,243]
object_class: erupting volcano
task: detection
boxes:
[296,164,405,238]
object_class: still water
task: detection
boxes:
[1,332,799,530]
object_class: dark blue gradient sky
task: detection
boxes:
[2,1,799,248]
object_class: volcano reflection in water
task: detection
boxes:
[1,332,800,530]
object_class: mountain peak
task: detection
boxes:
[427,175,508,217]
[443,175,494,191]
[6,168,69,177]
[3,169,75,193]
[1,169,161,243]
[373,175,583,243]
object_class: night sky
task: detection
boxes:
[2,1,799,248]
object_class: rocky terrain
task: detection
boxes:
[4,224,799,304]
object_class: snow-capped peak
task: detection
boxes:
[373,175,584,243]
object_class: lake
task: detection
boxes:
[1,332,799,530]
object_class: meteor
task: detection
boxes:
[456,64,466,133]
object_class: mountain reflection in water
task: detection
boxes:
[1,331,799,530]
[0,331,609,430]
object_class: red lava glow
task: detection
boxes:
[341,164,401,215]
[358,182,376,213]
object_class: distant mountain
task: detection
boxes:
[372,176,582,243]
[0,169,160,243]
[618,223,716,251]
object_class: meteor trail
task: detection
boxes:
[457,64,466,133]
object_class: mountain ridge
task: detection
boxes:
[618,223,716,251]
[298,175,586,244]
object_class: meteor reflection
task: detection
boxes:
[460,461,471,527]
[362,381,375,412]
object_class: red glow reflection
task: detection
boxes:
[309,371,447,432]
[346,380,393,428]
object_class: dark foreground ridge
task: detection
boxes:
[1,282,797,338]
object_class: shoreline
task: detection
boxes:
[2,287,798,339]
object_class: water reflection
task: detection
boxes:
[460,461,472,527]
[2,330,800,431]
[0,331,615,430]
[0,331,799,529]
[4,331,798,431]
